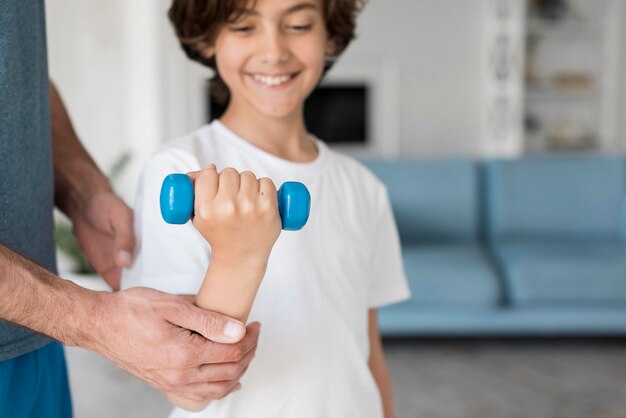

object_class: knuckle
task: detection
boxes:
[219,200,237,217]
[167,369,187,386]
[171,346,193,368]
[201,311,223,335]
[221,167,239,177]
[240,170,257,179]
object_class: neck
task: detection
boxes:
[219,101,318,163]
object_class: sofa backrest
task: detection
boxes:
[485,155,626,242]
[361,158,480,245]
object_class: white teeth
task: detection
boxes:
[253,74,292,86]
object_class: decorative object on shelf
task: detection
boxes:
[530,0,570,22]
[481,0,526,156]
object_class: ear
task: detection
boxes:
[201,46,215,60]
[325,37,337,57]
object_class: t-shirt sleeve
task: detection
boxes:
[121,150,209,295]
[367,185,411,308]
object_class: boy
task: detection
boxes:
[122,0,410,417]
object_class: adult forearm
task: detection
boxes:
[50,82,112,219]
[0,243,104,347]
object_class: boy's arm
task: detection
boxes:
[369,309,394,418]
[166,166,281,411]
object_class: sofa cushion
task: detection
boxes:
[485,155,626,241]
[361,158,479,244]
[401,245,501,307]
[494,240,626,305]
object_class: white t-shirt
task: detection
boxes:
[122,120,410,418]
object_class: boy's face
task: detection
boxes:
[204,0,335,119]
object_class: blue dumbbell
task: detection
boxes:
[160,173,311,231]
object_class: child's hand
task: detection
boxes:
[188,165,282,267]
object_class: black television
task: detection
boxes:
[207,83,368,145]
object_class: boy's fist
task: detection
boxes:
[187,165,282,266]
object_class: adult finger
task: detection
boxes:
[111,204,136,268]
[168,380,241,404]
[193,322,261,365]
[171,302,247,344]
[192,343,256,384]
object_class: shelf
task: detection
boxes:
[526,18,601,41]
[525,87,599,103]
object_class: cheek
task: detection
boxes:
[295,37,327,75]
[214,43,246,85]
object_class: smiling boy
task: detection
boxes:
[122,1,410,417]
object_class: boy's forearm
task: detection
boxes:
[49,81,112,219]
[196,252,269,323]
[0,243,105,349]
[168,254,268,411]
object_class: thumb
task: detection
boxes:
[177,302,246,344]
[111,204,136,268]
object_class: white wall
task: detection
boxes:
[339,0,484,156]
[46,0,167,202]
[46,1,127,177]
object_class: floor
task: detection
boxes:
[66,338,626,418]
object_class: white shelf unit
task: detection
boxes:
[523,0,624,153]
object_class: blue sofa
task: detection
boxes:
[362,154,626,336]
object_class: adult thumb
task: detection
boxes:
[180,303,246,344]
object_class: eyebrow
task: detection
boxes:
[237,2,319,18]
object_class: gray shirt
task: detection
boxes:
[0,0,57,360]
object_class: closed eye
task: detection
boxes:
[229,26,253,33]
[288,24,313,31]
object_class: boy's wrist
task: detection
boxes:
[209,250,270,273]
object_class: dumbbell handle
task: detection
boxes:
[160,173,311,231]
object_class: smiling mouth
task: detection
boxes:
[250,72,299,87]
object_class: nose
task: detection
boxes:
[258,28,290,64]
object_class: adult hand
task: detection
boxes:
[92,287,259,402]
[71,190,135,290]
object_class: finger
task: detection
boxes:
[186,164,216,183]
[195,322,261,365]
[111,205,136,268]
[238,171,259,202]
[171,302,247,343]
[217,167,240,199]
[168,379,240,403]
[192,344,256,384]
[258,177,278,208]
[194,167,219,218]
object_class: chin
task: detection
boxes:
[256,102,301,119]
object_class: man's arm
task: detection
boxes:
[0,81,261,403]
[50,82,133,290]
[0,241,258,401]
[369,309,394,418]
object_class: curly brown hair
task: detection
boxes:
[168,0,366,105]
